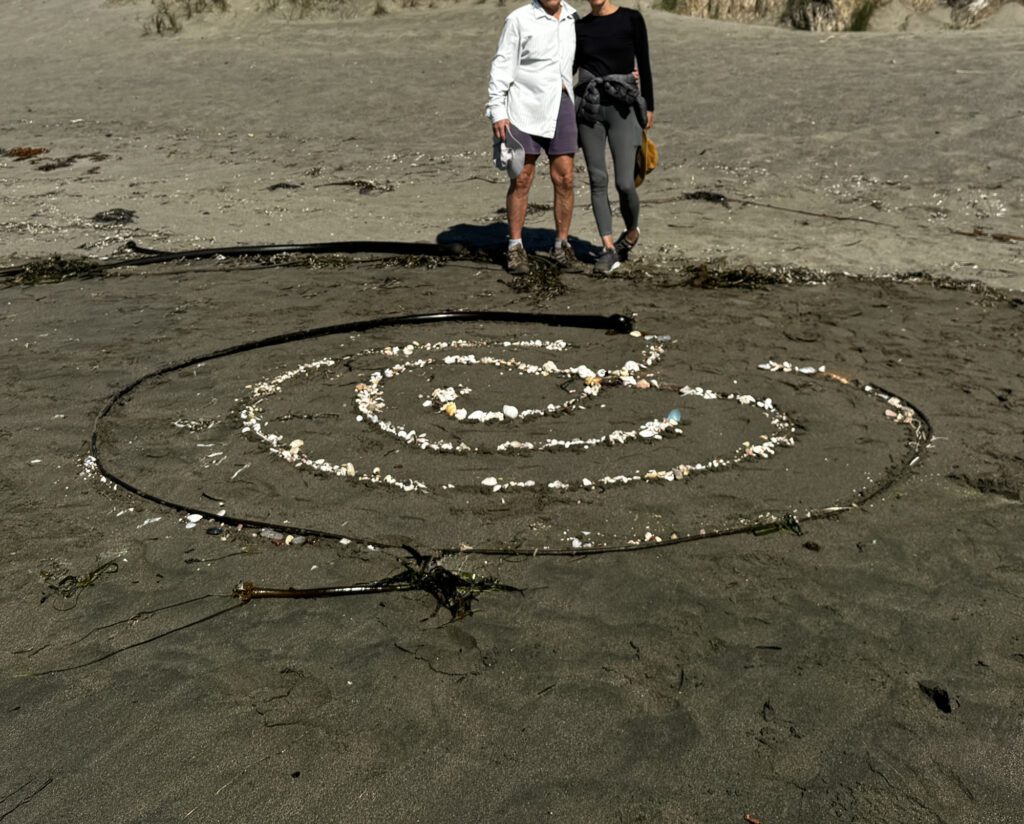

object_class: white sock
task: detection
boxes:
[509,239,523,249]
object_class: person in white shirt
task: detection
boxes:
[487,0,583,275]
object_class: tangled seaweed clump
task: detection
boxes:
[8,256,106,286]
[235,546,520,620]
[507,262,568,300]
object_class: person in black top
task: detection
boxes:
[574,0,654,273]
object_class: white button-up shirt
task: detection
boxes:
[486,0,577,139]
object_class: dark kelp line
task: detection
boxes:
[26,548,521,676]
[5,237,1021,308]
[87,304,932,555]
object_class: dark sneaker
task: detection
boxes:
[506,244,529,275]
[614,229,639,263]
[551,241,584,272]
[593,247,621,275]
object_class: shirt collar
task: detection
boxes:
[530,0,576,19]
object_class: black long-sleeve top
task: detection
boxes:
[574,7,654,111]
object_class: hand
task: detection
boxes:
[645,111,654,131]
[493,119,511,141]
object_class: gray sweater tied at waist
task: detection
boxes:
[574,69,647,128]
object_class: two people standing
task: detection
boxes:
[486,0,655,275]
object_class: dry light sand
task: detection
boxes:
[2,1,1024,822]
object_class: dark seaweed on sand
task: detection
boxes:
[236,546,520,620]
[9,255,106,285]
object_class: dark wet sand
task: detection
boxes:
[2,256,1023,821]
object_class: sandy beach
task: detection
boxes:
[2,1,1024,821]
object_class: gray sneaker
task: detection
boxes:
[551,241,584,272]
[506,244,529,275]
[593,246,621,275]
[614,229,639,263]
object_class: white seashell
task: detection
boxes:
[186,513,203,523]
[502,404,519,419]
[481,476,498,487]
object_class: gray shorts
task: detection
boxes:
[509,92,578,158]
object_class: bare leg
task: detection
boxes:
[549,154,575,242]
[506,156,539,241]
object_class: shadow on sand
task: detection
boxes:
[437,222,601,263]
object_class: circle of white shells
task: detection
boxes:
[237,334,808,494]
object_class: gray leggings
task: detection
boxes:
[578,102,643,238]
